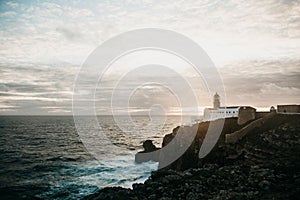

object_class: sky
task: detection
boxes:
[0,0,299,115]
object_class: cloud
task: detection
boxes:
[0,11,16,17]
[5,1,19,9]
[260,83,300,96]
[56,26,83,41]
[0,62,77,115]
[1,0,299,65]
[220,59,300,106]
[0,0,299,114]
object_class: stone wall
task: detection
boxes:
[237,107,256,125]
[255,112,270,119]
[226,112,276,144]
[277,105,300,113]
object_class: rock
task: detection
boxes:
[84,114,300,200]
[186,192,197,200]
[135,140,160,163]
[162,174,182,184]
[148,194,156,200]
[162,133,174,147]
[159,197,172,200]
[258,180,271,190]
[132,183,143,190]
[142,140,159,152]
[183,171,193,178]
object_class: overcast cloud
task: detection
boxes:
[0,0,299,115]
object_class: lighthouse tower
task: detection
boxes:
[213,93,220,109]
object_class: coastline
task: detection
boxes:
[84,114,300,199]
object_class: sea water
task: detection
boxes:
[0,115,182,199]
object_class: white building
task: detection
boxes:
[203,106,239,121]
[203,93,255,122]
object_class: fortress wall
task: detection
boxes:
[255,112,270,119]
[237,108,256,125]
[277,105,300,113]
[226,112,276,144]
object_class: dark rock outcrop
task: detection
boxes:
[135,140,160,163]
[142,140,159,153]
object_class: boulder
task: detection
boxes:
[135,140,160,163]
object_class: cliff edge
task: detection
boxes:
[84,114,300,200]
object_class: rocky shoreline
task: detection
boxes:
[84,114,300,200]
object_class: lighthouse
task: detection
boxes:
[203,93,256,124]
[213,93,220,109]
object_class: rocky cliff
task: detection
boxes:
[84,114,300,200]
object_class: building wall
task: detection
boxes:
[203,108,239,121]
[237,107,256,125]
[203,106,257,124]
[277,105,300,113]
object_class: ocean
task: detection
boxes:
[0,115,183,199]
